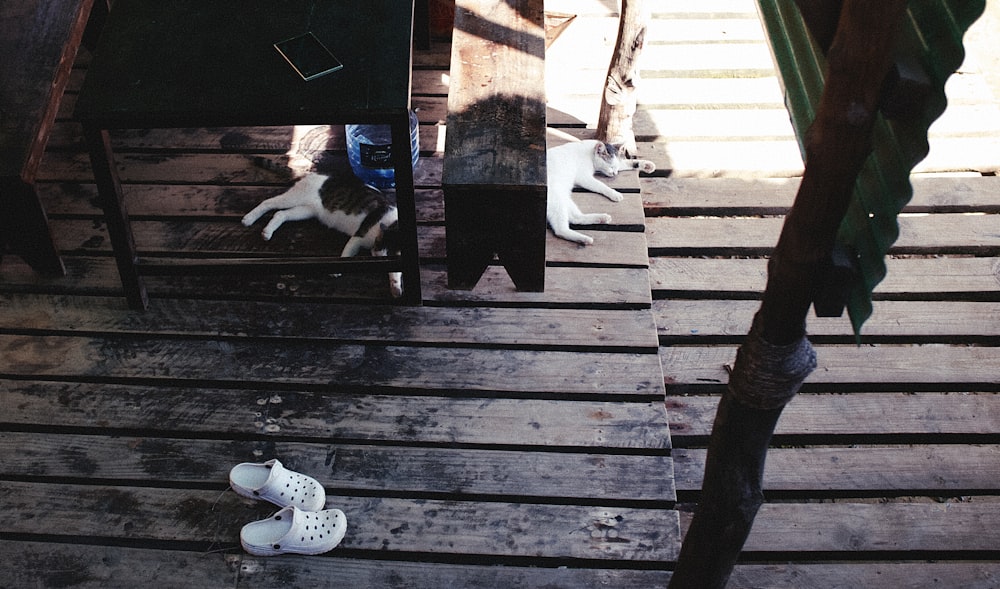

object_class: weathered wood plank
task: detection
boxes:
[0,432,675,501]
[36,151,449,185]
[0,334,666,397]
[0,253,402,301]
[727,562,1000,589]
[667,392,1000,437]
[645,18,768,43]
[645,214,1000,255]
[38,180,449,223]
[423,265,653,307]
[555,99,797,139]
[36,171,645,221]
[424,225,650,268]
[642,175,1000,216]
[4,541,242,588]
[634,107,796,141]
[411,39,454,68]
[649,0,759,15]
[0,293,660,351]
[639,98,1000,145]
[915,136,1000,174]
[739,501,1000,553]
[638,77,784,109]
[0,481,682,561]
[42,219,649,268]
[648,257,1000,298]
[0,0,94,179]
[4,380,670,449]
[674,445,1000,492]
[654,299,1000,342]
[641,42,777,73]
[3,541,677,589]
[636,138,805,178]
[9,540,997,588]
[660,345,1000,388]
[0,256,655,307]
[34,148,640,196]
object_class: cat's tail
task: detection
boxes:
[247,155,309,182]
[629,159,656,174]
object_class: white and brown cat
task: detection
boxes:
[241,163,403,297]
[546,140,655,245]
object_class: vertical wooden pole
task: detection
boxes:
[596,0,647,156]
[668,2,908,587]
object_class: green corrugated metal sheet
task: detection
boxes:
[755,0,986,336]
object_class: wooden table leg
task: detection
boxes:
[84,124,148,310]
[0,178,65,276]
[391,113,423,305]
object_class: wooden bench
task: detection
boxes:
[0,0,105,275]
[442,0,547,291]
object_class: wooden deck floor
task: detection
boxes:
[3,0,1000,587]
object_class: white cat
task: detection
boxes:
[546,140,655,245]
[241,170,403,297]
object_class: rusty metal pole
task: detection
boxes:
[668,2,909,587]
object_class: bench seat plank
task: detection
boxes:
[443,0,548,291]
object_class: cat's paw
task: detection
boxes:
[241,214,256,227]
[260,228,274,241]
[596,214,613,224]
[606,190,624,203]
[388,272,404,298]
[636,159,656,174]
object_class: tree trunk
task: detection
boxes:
[668,2,908,587]
[596,0,647,156]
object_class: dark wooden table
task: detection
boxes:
[74,0,420,309]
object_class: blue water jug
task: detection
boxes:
[345,110,420,189]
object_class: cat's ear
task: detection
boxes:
[594,142,609,157]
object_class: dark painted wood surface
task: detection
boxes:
[0,0,92,274]
[74,0,415,127]
[0,0,93,179]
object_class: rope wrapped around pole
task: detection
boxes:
[728,313,817,411]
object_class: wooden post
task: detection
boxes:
[596,0,647,156]
[667,2,908,587]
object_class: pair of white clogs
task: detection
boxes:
[229,459,347,556]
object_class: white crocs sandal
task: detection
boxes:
[229,459,326,511]
[240,505,347,556]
